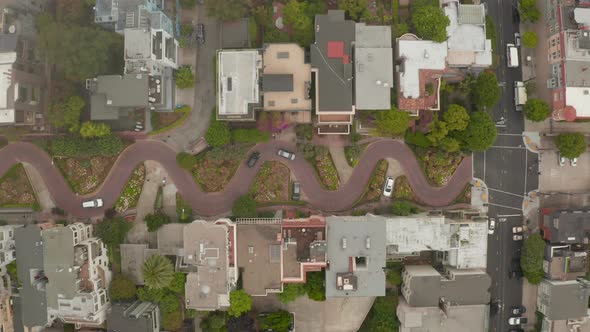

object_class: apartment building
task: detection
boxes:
[537,278,590,330]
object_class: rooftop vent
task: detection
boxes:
[341,237,347,249]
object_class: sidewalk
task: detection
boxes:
[22,162,55,212]
[329,146,354,183]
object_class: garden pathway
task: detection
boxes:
[22,162,55,212]
[328,146,354,183]
[0,139,472,218]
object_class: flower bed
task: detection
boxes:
[114,163,146,212]
[193,144,252,192]
[250,161,290,202]
[314,153,340,191]
[0,164,39,210]
[412,147,463,186]
[392,176,422,204]
[344,144,367,167]
[356,160,388,205]
[55,156,117,195]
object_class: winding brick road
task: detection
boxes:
[0,140,472,217]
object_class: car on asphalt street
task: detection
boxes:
[488,218,496,234]
[383,176,394,197]
[247,151,261,168]
[511,305,526,315]
[292,182,301,201]
[558,153,567,166]
[513,234,523,241]
[509,270,523,279]
[277,149,296,160]
[196,24,205,44]
[512,226,523,233]
[82,198,103,208]
[571,157,578,166]
[508,317,528,325]
[514,32,521,47]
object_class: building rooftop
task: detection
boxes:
[42,226,78,307]
[262,43,312,112]
[397,38,447,100]
[310,10,355,113]
[543,208,590,244]
[354,23,393,110]
[325,216,386,298]
[544,244,588,281]
[120,244,159,285]
[0,51,16,125]
[156,223,184,256]
[107,301,160,332]
[444,1,492,67]
[89,74,149,120]
[182,221,230,311]
[125,29,152,60]
[217,50,261,121]
[537,279,590,320]
[236,223,282,296]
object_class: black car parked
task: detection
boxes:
[196,23,205,44]
[247,151,260,168]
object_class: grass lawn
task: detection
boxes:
[0,163,40,210]
[358,288,400,332]
[55,156,117,195]
[193,144,252,192]
[411,147,464,186]
[176,192,193,222]
[355,160,388,206]
[250,161,291,203]
[149,107,191,135]
[114,163,146,212]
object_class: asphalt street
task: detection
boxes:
[478,0,540,331]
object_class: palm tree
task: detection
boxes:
[142,255,174,289]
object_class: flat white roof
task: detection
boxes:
[218,50,260,115]
[566,87,590,117]
[398,39,447,99]
[0,52,16,124]
[574,8,590,27]
[445,1,492,67]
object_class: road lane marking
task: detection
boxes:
[497,133,523,136]
[488,203,522,211]
[497,214,522,217]
[489,145,527,149]
[488,188,525,198]
[524,149,528,195]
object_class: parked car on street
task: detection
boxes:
[508,317,527,325]
[383,176,394,197]
[247,151,260,168]
[196,24,205,44]
[571,157,578,166]
[82,199,103,208]
[511,305,526,315]
[277,149,296,160]
[514,32,521,47]
[488,218,496,235]
[513,234,523,241]
[558,153,566,166]
[292,182,301,201]
[512,226,523,233]
[508,270,523,279]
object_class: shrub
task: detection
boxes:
[95,217,132,247]
[229,290,252,317]
[79,121,111,138]
[404,130,432,148]
[391,201,421,216]
[375,108,410,136]
[50,135,125,157]
[168,272,187,294]
[109,275,137,302]
[232,195,258,218]
[295,124,313,141]
[145,212,171,232]
[523,31,538,48]
[277,283,306,304]
[524,98,551,122]
[305,270,326,302]
[521,234,545,284]
[176,66,195,89]
[205,120,231,148]
[260,311,292,332]
[232,129,270,143]
[176,152,197,171]
[162,311,183,331]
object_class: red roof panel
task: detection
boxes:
[327,41,344,58]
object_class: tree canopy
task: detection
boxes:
[305,270,326,301]
[201,311,228,332]
[426,119,449,146]
[232,195,258,218]
[142,255,174,289]
[229,290,253,317]
[176,152,197,171]
[205,0,248,21]
[168,272,187,294]
[79,121,111,138]
[523,31,538,48]
[520,234,545,284]
[162,311,183,331]
[458,111,497,151]
[338,0,369,20]
[205,118,231,148]
[176,66,195,89]
[283,0,326,46]
[277,283,307,304]
[145,212,171,232]
[260,311,292,332]
[411,6,450,43]
[109,274,137,302]
[471,71,501,109]
[49,95,85,133]
[524,98,551,122]
[375,108,410,136]
[391,201,421,216]
[443,104,470,131]
[519,0,540,23]
[555,133,587,159]
[95,217,132,247]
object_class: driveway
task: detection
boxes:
[0,139,472,218]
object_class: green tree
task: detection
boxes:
[176,152,197,171]
[159,291,181,313]
[109,275,137,302]
[162,311,183,331]
[555,133,587,159]
[277,283,307,304]
[260,310,292,332]
[443,104,470,131]
[411,6,450,42]
[458,111,497,151]
[391,201,420,216]
[95,217,132,247]
[49,95,85,133]
[228,290,252,317]
[205,120,231,148]
[232,195,257,218]
[142,255,174,289]
[523,31,538,48]
[205,0,248,21]
[337,0,368,20]
[524,98,551,122]
[520,234,545,284]
[427,119,448,146]
[375,108,410,136]
[283,0,313,46]
[145,212,171,232]
[176,66,195,89]
[137,287,166,303]
[201,311,228,332]
[56,0,93,25]
[79,121,111,138]
[519,0,540,23]
[305,271,326,302]
[471,71,501,109]
[440,137,461,152]
[168,272,187,294]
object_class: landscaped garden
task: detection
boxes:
[298,144,340,191]
[0,164,39,210]
[55,156,117,195]
[393,176,422,204]
[412,147,464,186]
[249,161,290,203]
[114,163,146,212]
[344,144,367,167]
[193,144,253,192]
[355,160,388,206]
[149,105,191,135]
[176,193,193,222]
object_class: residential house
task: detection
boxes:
[281,216,327,283]
[539,208,590,244]
[261,43,312,123]
[395,34,448,115]
[545,0,590,121]
[217,50,262,121]
[0,225,19,332]
[310,10,356,134]
[443,0,492,69]
[88,74,148,124]
[325,216,386,298]
[537,279,590,330]
[0,2,47,128]
[107,301,160,332]
[43,223,112,328]
[544,244,587,281]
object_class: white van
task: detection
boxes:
[507,44,519,68]
[514,81,527,111]
[82,199,103,208]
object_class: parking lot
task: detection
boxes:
[539,150,590,193]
